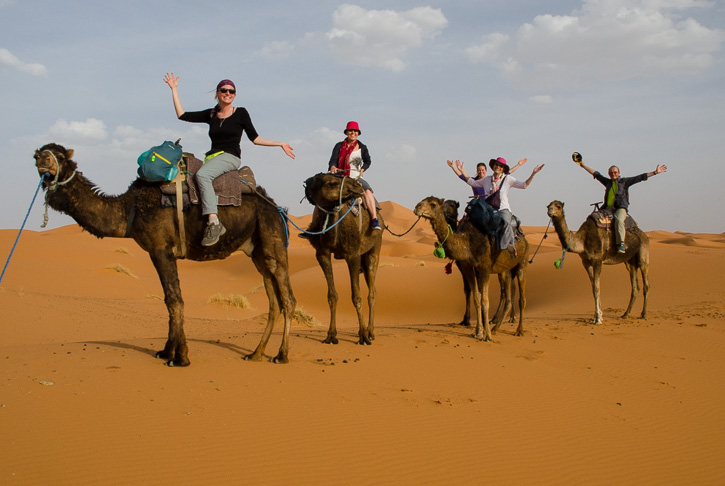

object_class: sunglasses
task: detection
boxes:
[218,88,236,94]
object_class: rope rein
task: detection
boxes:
[528,219,552,264]
[1,174,49,286]
[554,230,572,269]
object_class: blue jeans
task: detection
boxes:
[197,152,241,216]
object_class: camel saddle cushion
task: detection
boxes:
[589,208,638,231]
[159,154,256,207]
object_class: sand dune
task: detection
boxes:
[1,202,724,485]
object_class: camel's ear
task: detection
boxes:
[65,149,74,160]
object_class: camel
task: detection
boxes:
[546,200,649,325]
[442,199,517,328]
[34,143,296,367]
[302,173,383,345]
[414,196,528,341]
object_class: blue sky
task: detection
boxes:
[2,0,723,232]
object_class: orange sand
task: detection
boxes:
[1,201,724,485]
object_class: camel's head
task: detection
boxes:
[442,200,460,228]
[303,172,364,208]
[34,143,76,186]
[547,200,565,219]
[414,196,445,219]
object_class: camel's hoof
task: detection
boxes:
[357,339,372,346]
[459,321,471,327]
[271,355,289,364]
[243,353,263,362]
[155,351,173,360]
[164,359,190,367]
[323,337,339,345]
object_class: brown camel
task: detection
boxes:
[546,200,649,325]
[302,173,383,345]
[414,196,528,341]
[442,199,517,328]
[34,143,296,366]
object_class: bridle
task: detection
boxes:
[41,149,77,193]
[39,149,78,228]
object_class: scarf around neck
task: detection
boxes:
[337,139,358,173]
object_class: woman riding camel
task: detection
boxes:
[163,73,295,246]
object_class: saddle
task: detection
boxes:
[588,207,639,231]
[159,153,256,209]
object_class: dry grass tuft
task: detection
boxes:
[106,264,138,278]
[208,293,250,309]
[115,247,133,256]
[292,308,322,327]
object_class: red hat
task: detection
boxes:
[216,79,236,90]
[344,121,361,134]
[489,157,509,174]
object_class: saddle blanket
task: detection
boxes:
[588,209,638,231]
[160,153,256,209]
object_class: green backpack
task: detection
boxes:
[137,140,183,182]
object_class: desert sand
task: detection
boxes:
[1,201,724,485]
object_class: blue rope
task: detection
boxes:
[0,174,48,286]
[277,200,359,244]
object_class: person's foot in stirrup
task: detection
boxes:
[371,218,382,230]
[618,242,626,253]
[202,222,226,246]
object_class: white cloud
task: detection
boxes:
[466,0,725,88]
[383,144,417,164]
[326,4,448,72]
[0,48,47,76]
[256,40,295,60]
[529,95,554,104]
[49,118,107,140]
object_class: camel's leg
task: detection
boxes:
[491,273,512,332]
[362,251,379,341]
[622,261,639,318]
[271,259,296,363]
[509,281,517,323]
[514,266,526,336]
[480,273,493,342]
[346,257,371,345]
[585,262,604,325]
[317,252,339,344]
[149,251,189,367]
[243,272,280,362]
[462,267,483,339]
[639,262,649,320]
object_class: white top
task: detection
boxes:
[466,174,527,211]
[348,147,363,179]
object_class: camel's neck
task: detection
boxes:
[551,214,582,253]
[427,214,469,260]
[46,173,133,238]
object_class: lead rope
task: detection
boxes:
[1,174,49,286]
[433,224,453,259]
[528,219,552,264]
[554,231,572,269]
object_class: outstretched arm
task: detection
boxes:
[456,160,473,180]
[447,159,463,177]
[509,158,527,174]
[575,158,597,176]
[524,164,545,187]
[252,137,295,159]
[163,73,185,118]
[647,164,667,177]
